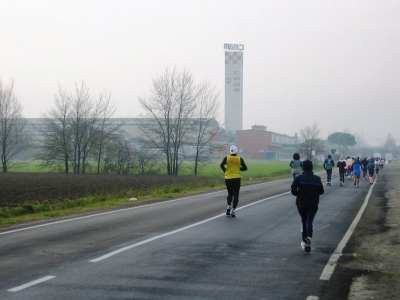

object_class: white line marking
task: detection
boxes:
[8,276,56,292]
[306,296,319,300]
[319,177,377,280]
[0,177,291,236]
[90,191,290,262]
[0,191,226,236]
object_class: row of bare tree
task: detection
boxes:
[138,68,221,175]
[35,82,120,174]
[0,68,223,174]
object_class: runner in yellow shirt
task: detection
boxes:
[220,145,248,217]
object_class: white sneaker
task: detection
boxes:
[301,241,306,251]
[230,209,236,217]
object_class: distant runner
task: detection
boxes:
[337,157,347,186]
[361,157,369,180]
[289,153,303,179]
[346,156,353,179]
[323,155,334,186]
[352,158,363,187]
[367,158,375,184]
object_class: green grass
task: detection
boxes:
[0,177,222,226]
[1,159,324,227]
[7,160,50,172]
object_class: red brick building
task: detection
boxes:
[236,125,298,160]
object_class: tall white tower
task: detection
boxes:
[224,43,244,132]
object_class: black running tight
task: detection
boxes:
[225,178,241,209]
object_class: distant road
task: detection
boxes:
[0,171,373,299]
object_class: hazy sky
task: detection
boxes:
[1,0,399,146]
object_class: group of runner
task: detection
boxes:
[220,147,386,254]
[325,155,386,187]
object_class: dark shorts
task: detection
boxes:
[368,170,374,177]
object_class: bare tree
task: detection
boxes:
[69,82,94,173]
[36,85,73,173]
[133,147,161,174]
[298,123,325,161]
[37,82,119,173]
[0,79,30,172]
[102,139,135,174]
[383,133,396,155]
[191,82,221,175]
[138,68,197,175]
[93,92,121,174]
[353,132,369,149]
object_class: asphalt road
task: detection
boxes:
[0,171,376,300]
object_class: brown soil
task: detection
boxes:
[0,173,214,207]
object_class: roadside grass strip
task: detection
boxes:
[0,177,294,237]
[319,177,377,280]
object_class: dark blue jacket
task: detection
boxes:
[291,171,324,207]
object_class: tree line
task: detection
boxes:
[1,71,397,174]
[0,68,223,175]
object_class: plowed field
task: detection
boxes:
[0,173,215,207]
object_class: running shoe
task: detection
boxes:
[230,209,236,217]
[226,205,231,216]
[301,241,306,251]
[305,237,312,253]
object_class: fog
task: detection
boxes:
[1,0,399,146]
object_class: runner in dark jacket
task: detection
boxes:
[291,160,324,253]
[367,158,375,184]
[361,157,369,180]
[337,157,347,186]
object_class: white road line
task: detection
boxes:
[319,177,377,280]
[0,177,291,236]
[8,276,55,292]
[306,296,319,300]
[0,190,226,236]
[90,191,290,262]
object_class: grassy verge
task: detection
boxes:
[0,178,223,227]
[1,160,324,227]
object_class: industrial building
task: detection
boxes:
[236,125,299,160]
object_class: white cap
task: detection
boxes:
[230,145,238,154]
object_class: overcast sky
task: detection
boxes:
[1,0,399,146]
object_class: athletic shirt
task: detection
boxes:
[374,160,380,169]
[324,158,334,170]
[291,160,302,174]
[346,158,353,166]
[353,161,362,172]
[225,155,241,179]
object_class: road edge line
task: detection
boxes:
[319,177,377,280]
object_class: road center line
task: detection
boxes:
[319,177,377,280]
[8,276,56,292]
[90,191,290,262]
